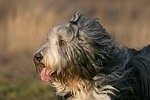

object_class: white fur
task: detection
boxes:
[51,77,117,100]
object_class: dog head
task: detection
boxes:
[33,11,116,82]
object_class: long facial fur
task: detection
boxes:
[34,11,150,100]
[36,12,120,80]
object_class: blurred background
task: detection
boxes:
[0,0,150,100]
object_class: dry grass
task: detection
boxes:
[0,0,150,100]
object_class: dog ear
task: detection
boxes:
[66,11,84,40]
[69,23,79,36]
[69,11,85,28]
[69,11,83,25]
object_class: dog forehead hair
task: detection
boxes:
[47,23,77,43]
[48,23,69,36]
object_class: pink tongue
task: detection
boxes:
[40,68,51,82]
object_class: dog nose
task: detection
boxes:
[34,53,43,62]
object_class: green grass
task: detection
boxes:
[0,78,56,100]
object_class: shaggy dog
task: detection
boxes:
[33,11,150,100]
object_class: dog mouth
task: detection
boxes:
[33,57,53,82]
[40,67,51,82]
[36,65,53,82]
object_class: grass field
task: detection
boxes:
[0,0,150,100]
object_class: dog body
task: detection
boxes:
[33,12,150,100]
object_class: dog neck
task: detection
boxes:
[51,76,116,100]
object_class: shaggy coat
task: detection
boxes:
[33,11,150,100]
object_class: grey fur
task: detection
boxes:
[33,11,150,100]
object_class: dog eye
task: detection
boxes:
[59,38,66,46]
